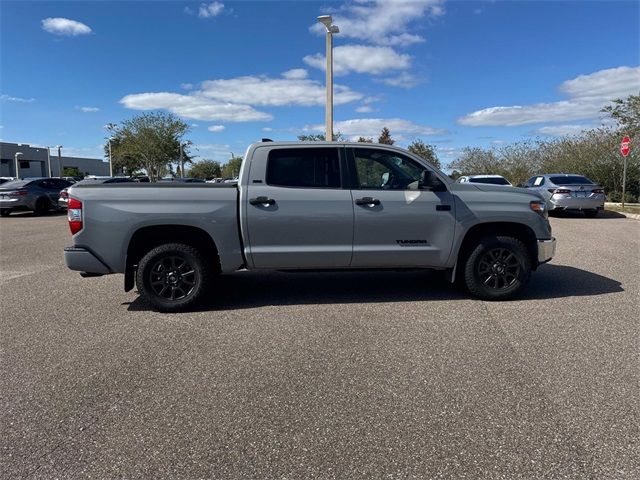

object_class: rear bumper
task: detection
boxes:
[549,196,604,210]
[64,247,110,274]
[58,198,68,209]
[537,238,556,264]
[0,198,28,209]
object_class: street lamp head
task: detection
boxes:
[318,15,338,33]
[15,152,23,156]
[317,15,332,27]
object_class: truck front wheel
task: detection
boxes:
[463,235,531,300]
[136,243,211,312]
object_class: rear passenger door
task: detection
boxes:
[244,146,354,269]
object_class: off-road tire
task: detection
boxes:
[33,197,50,215]
[136,243,211,312]
[0,209,11,217]
[464,235,532,301]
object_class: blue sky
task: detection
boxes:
[1,0,639,166]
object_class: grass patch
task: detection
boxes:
[606,205,640,215]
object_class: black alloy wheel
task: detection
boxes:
[464,235,532,300]
[136,243,212,312]
[149,255,198,301]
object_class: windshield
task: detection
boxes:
[549,175,594,185]
[0,180,32,189]
[469,177,510,185]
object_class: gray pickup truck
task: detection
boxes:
[64,142,556,311]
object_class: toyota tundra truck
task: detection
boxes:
[64,142,556,312]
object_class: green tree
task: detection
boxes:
[407,139,440,169]
[62,167,82,177]
[188,159,222,179]
[449,147,502,176]
[107,112,190,181]
[221,156,243,178]
[357,136,374,143]
[378,127,394,145]
[601,94,640,137]
[298,132,345,141]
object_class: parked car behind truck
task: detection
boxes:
[1,178,73,216]
[524,174,605,217]
[64,142,556,312]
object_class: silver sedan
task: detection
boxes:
[524,174,605,217]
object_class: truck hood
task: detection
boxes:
[449,182,544,201]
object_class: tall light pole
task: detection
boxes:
[14,152,23,179]
[108,138,114,177]
[56,145,63,178]
[317,15,339,141]
[45,147,53,177]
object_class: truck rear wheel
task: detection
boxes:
[464,235,531,300]
[136,243,211,312]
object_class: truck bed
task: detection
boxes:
[67,182,244,275]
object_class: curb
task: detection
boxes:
[604,203,640,220]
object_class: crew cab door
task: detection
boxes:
[347,147,456,268]
[244,146,354,269]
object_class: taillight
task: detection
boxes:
[68,198,82,234]
[60,190,69,199]
[8,190,28,197]
[549,188,571,195]
[591,188,604,194]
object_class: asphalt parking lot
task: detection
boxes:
[1,211,639,479]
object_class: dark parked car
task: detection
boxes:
[58,177,135,209]
[0,178,73,216]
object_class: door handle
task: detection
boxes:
[249,196,276,206]
[355,197,381,207]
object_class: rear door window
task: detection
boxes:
[267,148,341,188]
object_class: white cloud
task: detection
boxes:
[77,106,99,113]
[120,92,272,122]
[356,105,375,113]
[378,72,422,88]
[121,70,363,122]
[41,17,92,36]
[304,45,411,76]
[534,124,593,136]
[458,66,640,126]
[198,2,224,18]
[208,125,225,132]
[184,6,194,15]
[262,127,273,132]
[192,143,232,161]
[282,68,308,80]
[304,118,447,138]
[1,94,35,103]
[199,72,362,106]
[181,83,194,90]
[311,0,444,46]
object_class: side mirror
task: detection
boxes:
[419,170,446,191]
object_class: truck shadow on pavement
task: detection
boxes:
[126,264,623,312]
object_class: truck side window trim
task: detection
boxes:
[265,147,345,190]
